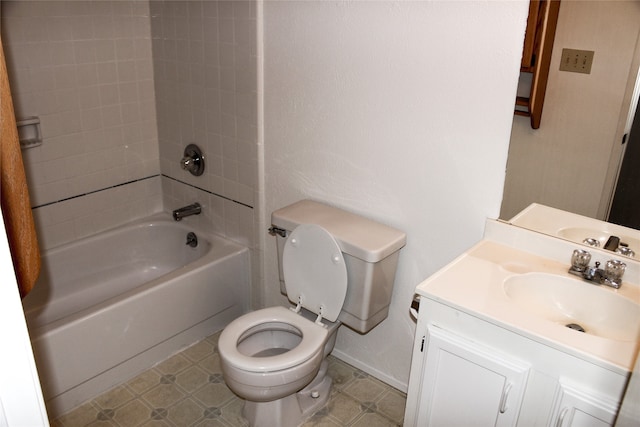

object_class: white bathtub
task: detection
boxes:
[22,213,250,417]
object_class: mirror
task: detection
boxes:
[507,203,640,262]
[500,1,640,235]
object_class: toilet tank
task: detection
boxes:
[271,200,406,333]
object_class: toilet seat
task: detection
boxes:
[283,224,347,322]
[219,306,329,373]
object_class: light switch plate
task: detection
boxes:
[559,48,595,74]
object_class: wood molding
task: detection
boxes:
[1,37,41,298]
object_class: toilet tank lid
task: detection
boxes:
[271,200,407,263]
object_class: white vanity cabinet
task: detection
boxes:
[404,297,629,427]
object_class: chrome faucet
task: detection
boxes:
[172,203,202,221]
[568,249,626,289]
[599,235,636,258]
[603,235,620,252]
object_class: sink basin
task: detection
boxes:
[503,272,640,342]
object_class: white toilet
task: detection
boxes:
[218,200,406,427]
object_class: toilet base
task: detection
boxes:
[242,360,332,427]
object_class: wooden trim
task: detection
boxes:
[1,37,41,298]
[529,0,561,129]
[521,1,541,70]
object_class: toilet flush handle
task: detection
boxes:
[268,226,287,238]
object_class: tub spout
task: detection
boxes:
[173,203,201,221]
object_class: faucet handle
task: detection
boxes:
[570,249,591,272]
[616,246,636,258]
[604,259,626,288]
[582,237,600,248]
[181,144,205,176]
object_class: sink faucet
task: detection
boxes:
[601,235,636,258]
[604,235,620,252]
[172,203,202,221]
[568,249,626,289]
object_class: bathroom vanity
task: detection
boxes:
[404,218,640,426]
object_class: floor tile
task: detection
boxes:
[192,383,235,408]
[323,391,363,425]
[327,358,357,390]
[342,376,387,403]
[218,397,249,427]
[351,412,400,427]
[182,340,216,362]
[56,402,99,427]
[375,389,406,424]
[155,354,192,375]
[176,366,210,392]
[127,370,162,395]
[141,383,186,408]
[167,398,204,425]
[112,400,151,426]
[94,385,134,410]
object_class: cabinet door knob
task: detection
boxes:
[499,382,513,414]
[555,407,570,427]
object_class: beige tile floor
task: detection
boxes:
[52,331,406,427]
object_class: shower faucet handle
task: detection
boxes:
[181,144,205,176]
[181,157,197,171]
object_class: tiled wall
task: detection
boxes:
[150,1,257,249]
[2,1,259,254]
[1,1,160,249]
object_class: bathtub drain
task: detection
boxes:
[186,232,198,248]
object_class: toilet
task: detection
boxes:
[218,200,406,427]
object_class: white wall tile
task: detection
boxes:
[32,176,163,251]
[2,0,160,248]
[4,0,256,255]
[150,0,257,260]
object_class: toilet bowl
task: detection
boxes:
[219,306,340,427]
[219,306,337,402]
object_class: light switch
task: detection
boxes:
[559,48,595,74]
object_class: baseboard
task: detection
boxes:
[331,349,408,394]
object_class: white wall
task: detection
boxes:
[263,0,529,390]
[0,211,49,426]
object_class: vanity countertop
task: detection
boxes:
[415,239,640,373]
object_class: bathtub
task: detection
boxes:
[22,213,250,417]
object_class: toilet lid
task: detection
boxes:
[283,224,347,322]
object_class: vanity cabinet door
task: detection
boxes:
[414,325,530,427]
[550,381,618,427]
